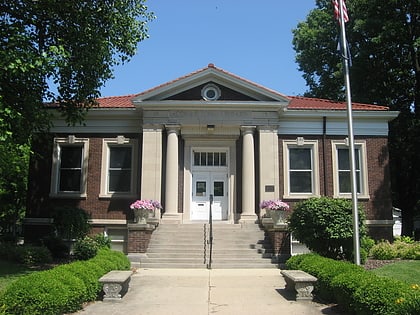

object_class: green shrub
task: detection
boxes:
[52,206,90,240]
[42,236,70,258]
[288,197,366,260]
[352,276,417,315]
[0,243,53,265]
[285,253,420,315]
[0,268,86,315]
[0,248,130,315]
[370,240,398,260]
[93,233,111,249]
[73,236,99,260]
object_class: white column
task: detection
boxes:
[240,126,258,223]
[162,125,181,222]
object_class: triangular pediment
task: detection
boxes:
[133,64,290,103]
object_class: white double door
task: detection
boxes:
[191,171,228,221]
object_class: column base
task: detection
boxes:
[161,213,182,224]
[238,214,258,224]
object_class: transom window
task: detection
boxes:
[283,139,319,198]
[193,151,227,167]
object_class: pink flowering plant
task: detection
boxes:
[259,199,290,211]
[130,199,162,211]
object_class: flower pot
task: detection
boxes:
[133,208,151,224]
[267,209,288,225]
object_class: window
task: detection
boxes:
[332,140,369,198]
[50,136,89,198]
[193,151,227,167]
[100,137,138,198]
[283,139,319,198]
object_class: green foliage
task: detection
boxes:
[285,253,420,315]
[0,243,52,266]
[370,240,420,260]
[292,0,420,236]
[73,236,99,260]
[52,206,90,240]
[0,1,154,233]
[288,197,366,260]
[42,236,70,259]
[0,248,130,314]
[93,233,112,249]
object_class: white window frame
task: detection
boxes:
[331,139,369,199]
[100,136,138,198]
[50,136,89,198]
[283,138,320,199]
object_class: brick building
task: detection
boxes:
[26,64,398,253]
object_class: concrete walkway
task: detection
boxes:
[73,269,343,315]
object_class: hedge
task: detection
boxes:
[285,253,420,315]
[0,249,131,315]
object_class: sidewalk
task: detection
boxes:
[73,268,343,315]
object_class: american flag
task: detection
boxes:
[333,0,349,23]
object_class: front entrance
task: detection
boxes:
[191,171,228,221]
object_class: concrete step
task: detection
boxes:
[137,223,278,269]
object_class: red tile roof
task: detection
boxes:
[94,65,389,111]
[96,94,137,108]
[288,96,389,111]
[94,94,389,111]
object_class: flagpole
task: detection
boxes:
[338,0,360,265]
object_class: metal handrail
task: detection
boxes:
[207,194,214,269]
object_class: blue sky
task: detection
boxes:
[100,0,317,98]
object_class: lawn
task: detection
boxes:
[371,260,420,285]
[0,260,35,292]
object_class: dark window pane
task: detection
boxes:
[214,181,224,196]
[61,147,82,168]
[196,181,206,196]
[59,170,81,191]
[339,171,351,193]
[290,148,311,170]
[194,152,200,166]
[339,171,361,193]
[214,153,220,166]
[338,148,360,170]
[338,149,350,170]
[200,153,207,166]
[290,171,312,193]
[220,153,226,166]
[110,147,132,168]
[207,152,214,166]
[109,170,131,192]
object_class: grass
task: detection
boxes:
[0,260,35,292]
[371,260,420,285]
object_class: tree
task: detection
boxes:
[292,0,420,236]
[0,1,154,233]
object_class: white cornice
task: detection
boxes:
[135,100,288,111]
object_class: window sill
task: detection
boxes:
[283,194,321,200]
[333,194,370,200]
[49,193,87,199]
[99,194,137,200]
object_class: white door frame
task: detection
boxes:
[183,140,236,224]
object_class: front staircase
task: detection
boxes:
[130,223,279,269]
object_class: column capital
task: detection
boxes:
[165,124,181,134]
[240,125,256,135]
